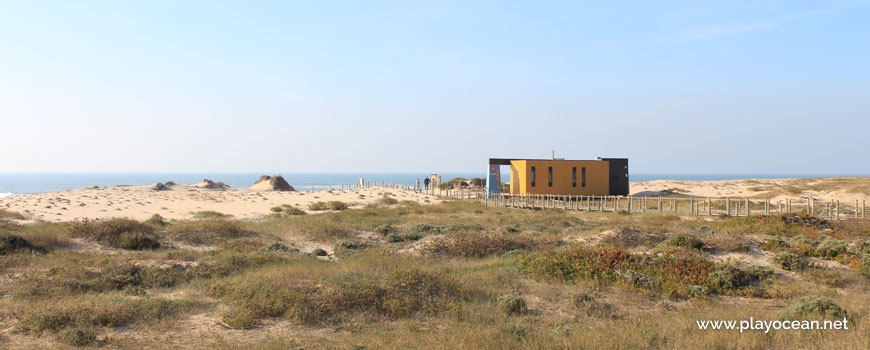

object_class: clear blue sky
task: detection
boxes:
[1,1,868,174]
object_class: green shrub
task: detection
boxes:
[192,210,232,219]
[773,253,808,271]
[57,326,97,346]
[687,285,710,298]
[328,201,349,211]
[209,267,465,326]
[17,297,203,335]
[571,292,595,309]
[600,227,665,249]
[381,268,465,318]
[665,234,704,250]
[103,264,185,290]
[410,223,447,234]
[782,296,848,320]
[166,219,249,245]
[308,202,329,211]
[707,264,751,292]
[260,242,292,252]
[427,233,554,258]
[496,295,527,315]
[221,307,260,329]
[68,218,160,250]
[376,197,399,206]
[0,209,27,220]
[283,206,307,216]
[759,237,790,251]
[374,224,394,235]
[812,238,848,258]
[745,265,775,280]
[269,205,307,217]
[500,324,531,340]
[118,232,160,250]
[789,235,818,247]
[620,269,657,291]
[849,239,870,256]
[520,247,724,299]
[0,233,39,254]
[387,233,422,243]
[571,292,614,318]
[502,226,520,234]
[333,240,369,257]
[146,214,166,226]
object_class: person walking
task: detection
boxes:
[415,178,421,193]
[424,177,430,192]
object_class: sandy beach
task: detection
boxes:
[0,183,440,222]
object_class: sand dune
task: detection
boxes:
[630,177,869,203]
[2,177,866,223]
[0,184,439,222]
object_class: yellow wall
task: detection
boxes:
[509,160,610,195]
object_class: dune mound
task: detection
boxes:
[151,182,171,191]
[250,175,295,191]
[164,181,177,186]
[195,179,230,190]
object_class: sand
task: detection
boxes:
[2,177,867,223]
[0,184,440,222]
[630,177,870,203]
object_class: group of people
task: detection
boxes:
[415,177,432,192]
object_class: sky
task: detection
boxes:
[1,0,868,174]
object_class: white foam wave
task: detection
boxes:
[0,192,13,198]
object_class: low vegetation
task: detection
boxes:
[1,200,869,348]
[192,210,232,219]
[68,218,160,250]
[308,201,350,211]
[0,208,27,220]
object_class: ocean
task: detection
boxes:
[0,173,860,197]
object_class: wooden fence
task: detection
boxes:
[323,181,866,221]
[435,188,868,220]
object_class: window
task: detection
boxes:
[548,166,553,187]
[581,167,586,187]
[531,166,536,187]
[572,167,577,187]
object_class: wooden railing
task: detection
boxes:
[435,188,868,220]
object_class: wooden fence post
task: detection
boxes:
[658,197,663,213]
[746,198,750,216]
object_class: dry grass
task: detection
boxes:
[0,208,27,220]
[2,201,870,348]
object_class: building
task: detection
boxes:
[487,157,628,196]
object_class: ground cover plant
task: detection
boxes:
[1,200,869,349]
